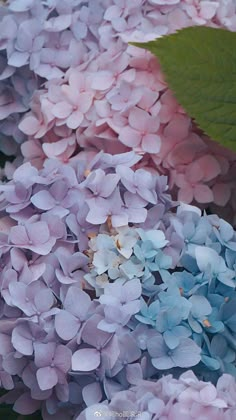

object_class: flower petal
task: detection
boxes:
[72,348,100,371]
[36,366,58,390]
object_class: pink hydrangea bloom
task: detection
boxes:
[9,0,235,218]
[52,72,94,130]
[119,107,161,153]
[183,0,219,25]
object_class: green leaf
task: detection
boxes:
[131,26,236,152]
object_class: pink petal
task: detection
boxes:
[100,173,120,197]
[148,399,165,416]
[67,109,84,129]
[168,9,189,31]
[64,287,91,319]
[34,289,54,312]
[95,99,110,118]
[186,161,204,183]
[86,206,108,225]
[198,155,221,181]
[13,162,38,187]
[119,126,141,148]
[138,89,159,111]
[34,342,55,367]
[3,353,27,375]
[13,392,41,415]
[10,248,25,271]
[104,5,121,20]
[164,114,190,140]
[212,183,231,206]
[27,221,50,244]
[0,216,15,234]
[56,269,77,285]
[168,139,202,166]
[175,173,191,188]
[36,366,58,390]
[12,328,33,356]
[52,101,72,119]
[178,186,194,204]
[37,64,64,80]
[61,85,79,106]
[129,107,148,132]
[21,140,43,160]
[68,71,84,88]
[148,115,160,132]
[102,335,120,370]
[199,384,217,403]
[9,225,28,245]
[55,311,80,340]
[31,190,55,210]
[112,16,127,32]
[79,92,93,113]
[200,1,218,19]
[29,238,56,255]
[1,372,14,390]
[126,363,143,385]
[194,184,214,203]
[91,71,114,90]
[0,333,13,355]
[31,263,46,281]
[72,348,100,371]
[42,138,68,158]
[141,134,161,153]
[45,15,72,32]
[19,115,40,135]
[126,207,147,223]
[54,345,72,373]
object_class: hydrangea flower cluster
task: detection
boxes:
[0,0,236,221]
[86,203,236,377]
[1,0,236,419]
[79,371,236,420]
[0,149,234,418]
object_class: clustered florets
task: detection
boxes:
[0,152,236,418]
[0,0,236,222]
